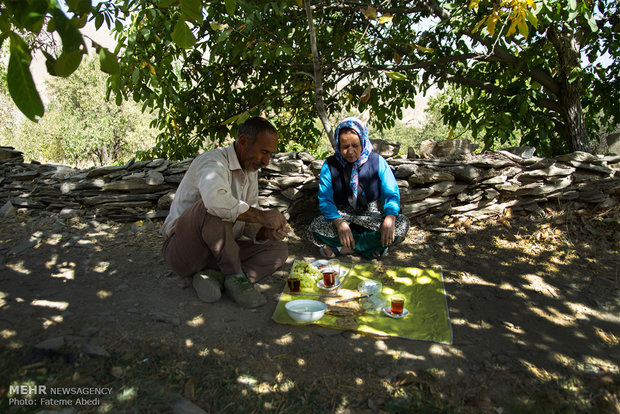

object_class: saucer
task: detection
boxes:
[382,307,409,319]
[317,277,341,290]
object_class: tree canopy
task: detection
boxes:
[1,0,618,159]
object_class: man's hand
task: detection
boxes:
[334,219,355,250]
[238,207,288,230]
[380,215,396,247]
[259,209,288,230]
[258,226,289,241]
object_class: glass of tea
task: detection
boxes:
[390,294,405,314]
[321,269,336,287]
[287,277,301,292]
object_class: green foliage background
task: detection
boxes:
[0,55,158,166]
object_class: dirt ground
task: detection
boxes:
[0,204,619,412]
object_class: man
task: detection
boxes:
[161,117,289,308]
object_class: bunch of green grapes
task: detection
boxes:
[290,261,322,288]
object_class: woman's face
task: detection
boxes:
[339,130,362,163]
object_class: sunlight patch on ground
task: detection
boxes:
[186,315,205,327]
[552,352,577,369]
[275,333,294,346]
[116,387,137,402]
[30,299,68,310]
[566,301,620,324]
[7,261,32,275]
[238,374,279,395]
[595,327,620,347]
[502,321,525,335]
[45,254,58,269]
[519,359,559,381]
[428,344,449,356]
[374,340,388,351]
[528,305,575,327]
[51,267,75,281]
[42,315,64,329]
[466,319,493,330]
[1,329,16,339]
[522,274,560,298]
[184,338,194,348]
[581,356,619,374]
[45,234,64,246]
[92,261,111,273]
[457,272,496,286]
[96,290,112,299]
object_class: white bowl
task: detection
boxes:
[285,300,327,324]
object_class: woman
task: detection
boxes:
[308,117,410,260]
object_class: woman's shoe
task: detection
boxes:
[319,245,338,258]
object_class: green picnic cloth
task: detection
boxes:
[272,262,452,344]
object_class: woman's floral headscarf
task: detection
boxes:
[333,116,373,203]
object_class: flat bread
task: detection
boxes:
[321,289,364,317]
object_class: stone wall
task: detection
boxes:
[1,145,619,223]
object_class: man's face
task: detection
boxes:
[237,130,278,172]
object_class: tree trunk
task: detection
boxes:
[558,88,590,153]
[548,26,591,153]
[303,0,334,148]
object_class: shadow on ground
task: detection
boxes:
[0,205,618,413]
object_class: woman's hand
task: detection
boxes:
[380,215,396,247]
[334,219,355,250]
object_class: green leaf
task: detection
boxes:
[159,0,177,7]
[132,67,140,83]
[72,13,89,29]
[378,14,393,24]
[14,0,47,33]
[225,0,236,16]
[51,9,84,52]
[180,0,203,22]
[568,10,579,21]
[172,20,196,49]
[7,35,44,121]
[99,48,120,74]
[54,49,83,77]
[210,22,229,31]
[66,0,92,15]
[585,13,598,32]
[94,13,104,30]
[525,10,538,29]
[42,51,57,76]
[237,112,250,124]
[517,20,529,38]
[568,0,577,11]
[385,71,407,81]
[223,113,241,124]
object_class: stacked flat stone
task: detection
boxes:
[1,143,619,223]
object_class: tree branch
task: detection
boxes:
[304,0,334,147]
